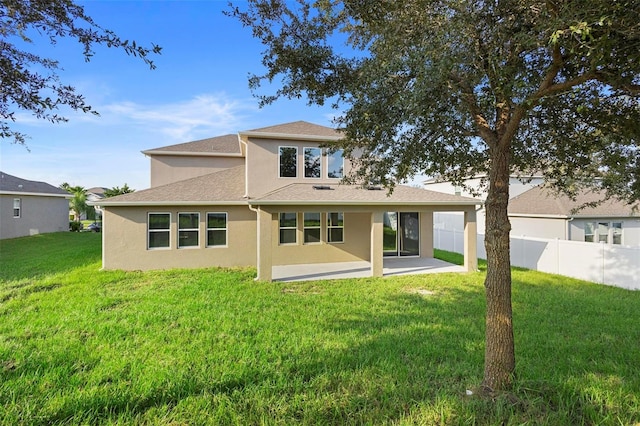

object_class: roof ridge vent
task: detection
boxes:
[312,185,333,190]
[366,185,383,190]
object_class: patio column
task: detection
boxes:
[464,208,478,272]
[420,211,434,258]
[256,207,273,281]
[371,211,384,277]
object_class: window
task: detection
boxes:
[279,146,298,178]
[598,222,609,243]
[327,149,344,178]
[303,212,321,244]
[178,212,199,248]
[148,213,171,249]
[327,212,344,243]
[279,212,297,244]
[585,221,623,245]
[207,212,227,247]
[13,198,21,218]
[304,147,321,178]
[584,222,595,242]
[612,222,622,245]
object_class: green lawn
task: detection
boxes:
[0,233,638,425]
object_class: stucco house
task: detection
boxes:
[508,185,640,246]
[96,121,481,281]
[0,172,70,240]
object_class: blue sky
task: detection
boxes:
[1,1,339,190]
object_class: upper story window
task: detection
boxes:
[279,146,298,178]
[13,198,21,218]
[327,149,344,179]
[304,147,321,178]
[148,213,171,249]
[178,212,199,248]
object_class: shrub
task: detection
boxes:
[69,221,83,232]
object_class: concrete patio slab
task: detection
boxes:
[273,257,465,282]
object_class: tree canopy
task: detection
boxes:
[230,0,640,391]
[104,184,134,198]
[1,0,161,145]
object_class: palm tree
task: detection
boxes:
[61,183,87,221]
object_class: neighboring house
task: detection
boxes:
[96,121,481,280]
[424,172,544,234]
[0,172,70,240]
[85,187,107,220]
[508,185,640,246]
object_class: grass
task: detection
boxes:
[1,233,639,425]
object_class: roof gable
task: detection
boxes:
[0,172,68,196]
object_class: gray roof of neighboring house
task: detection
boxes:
[0,172,69,196]
[142,134,241,155]
[244,121,342,138]
[508,185,640,218]
[96,166,247,206]
[251,183,480,206]
[87,187,107,197]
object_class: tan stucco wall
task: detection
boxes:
[0,194,69,240]
[102,205,256,270]
[244,138,354,198]
[149,155,245,187]
[271,211,372,265]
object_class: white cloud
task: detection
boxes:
[102,93,256,141]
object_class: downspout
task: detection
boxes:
[238,135,249,198]
[566,217,574,240]
[247,202,261,281]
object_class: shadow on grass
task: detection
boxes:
[1,269,638,424]
[0,232,101,282]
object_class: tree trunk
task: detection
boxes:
[482,144,515,391]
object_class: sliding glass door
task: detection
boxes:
[383,212,419,257]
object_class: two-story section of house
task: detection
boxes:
[97,121,481,281]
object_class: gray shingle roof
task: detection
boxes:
[97,166,246,206]
[0,172,68,196]
[142,134,241,155]
[245,121,342,138]
[251,183,480,206]
[508,185,640,218]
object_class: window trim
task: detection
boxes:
[612,221,623,245]
[206,212,228,248]
[326,149,344,179]
[178,212,200,249]
[278,146,298,178]
[279,212,298,245]
[303,147,322,179]
[327,212,345,244]
[148,212,171,250]
[303,212,322,245]
[13,198,21,218]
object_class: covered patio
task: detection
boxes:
[273,257,466,282]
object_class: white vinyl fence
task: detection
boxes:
[434,228,640,290]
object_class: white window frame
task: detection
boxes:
[13,198,21,218]
[584,222,595,243]
[326,149,344,179]
[303,147,322,179]
[206,212,227,247]
[327,212,344,243]
[303,212,322,244]
[279,146,298,178]
[178,212,200,249]
[148,212,171,250]
[597,222,609,243]
[612,222,623,245]
[279,212,298,245]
